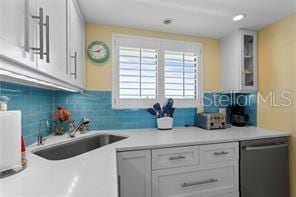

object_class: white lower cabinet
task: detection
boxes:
[117,142,239,197]
[117,150,152,197]
[152,162,238,197]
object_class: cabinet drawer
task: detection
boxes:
[152,162,238,197]
[200,142,239,164]
[152,146,199,170]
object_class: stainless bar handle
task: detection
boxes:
[31,8,44,60]
[214,151,229,156]
[245,143,288,151]
[44,15,50,63]
[169,155,186,160]
[70,52,77,79]
[181,178,218,188]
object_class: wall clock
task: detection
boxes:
[87,41,110,63]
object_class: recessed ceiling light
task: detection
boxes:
[233,14,246,21]
[163,18,173,25]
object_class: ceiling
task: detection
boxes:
[77,0,296,38]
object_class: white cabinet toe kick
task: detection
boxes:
[117,142,239,197]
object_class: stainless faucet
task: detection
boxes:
[69,117,90,137]
[37,119,49,145]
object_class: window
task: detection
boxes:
[119,47,158,99]
[112,34,203,109]
[164,51,198,99]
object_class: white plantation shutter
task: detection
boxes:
[164,51,198,99]
[119,47,158,99]
[112,34,203,109]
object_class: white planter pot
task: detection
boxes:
[157,117,173,130]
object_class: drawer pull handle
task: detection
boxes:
[181,178,218,188]
[214,151,229,156]
[169,155,186,160]
[245,143,288,151]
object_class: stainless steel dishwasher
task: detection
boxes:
[240,137,289,197]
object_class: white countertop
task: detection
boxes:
[0,126,290,197]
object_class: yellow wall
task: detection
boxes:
[258,14,296,197]
[85,24,220,91]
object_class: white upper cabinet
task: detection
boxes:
[35,0,68,80]
[67,0,85,88]
[221,29,257,92]
[0,0,86,90]
[0,0,37,69]
[241,31,257,90]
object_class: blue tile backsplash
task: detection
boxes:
[0,82,53,145]
[0,82,196,145]
[0,81,257,146]
[54,91,196,130]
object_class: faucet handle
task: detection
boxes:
[37,119,49,145]
[69,120,75,131]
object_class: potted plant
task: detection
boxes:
[53,106,71,135]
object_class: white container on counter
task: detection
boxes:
[157,117,173,130]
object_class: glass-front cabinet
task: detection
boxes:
[221,29,257,92]
[241,31,257,90]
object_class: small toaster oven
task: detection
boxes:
[196,113,227,130]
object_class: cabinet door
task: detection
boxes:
[0,0,37,69]
[67,0,85,88]
[117,150,152,197]
[220,30,241,91]
[36,0,67,80]
[240,30,257,91]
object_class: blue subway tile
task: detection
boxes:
[1,82,257,146]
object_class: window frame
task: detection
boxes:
[112,34,203,109]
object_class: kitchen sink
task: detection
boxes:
[32,134,127,160]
